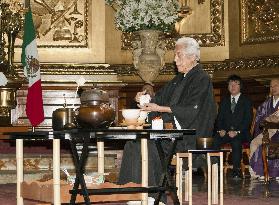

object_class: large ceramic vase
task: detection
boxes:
[132,30,166,84]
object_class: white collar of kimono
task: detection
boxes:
[273,96,279,108]
[231,93,241,103]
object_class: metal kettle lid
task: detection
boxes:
[80,87,109,102]
[55,107,73,111]
[54,108,67,112]
[53,107,73,113]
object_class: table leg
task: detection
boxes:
[212,163,218,204]
[16,139,23,205]
[97,140,104,174]
[70,137,91,204]
[207,153,211,205]
[262,127,270,183]
[53,139,61,205]
[184,170,188,202]
[220,152,223,205]
[188,153,192,205]
[155,139,180,205]
[69,140,79,204]
[262,143,270,183]
[176,154,182,204]
[141,138,148,205]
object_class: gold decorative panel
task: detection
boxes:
[14,64,115,75]
[13,55,279,79]
[205,55,279,71]
[121,0,225,49]
[240,0,279,44]
[15,0,89,48]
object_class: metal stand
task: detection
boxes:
[62,129,193,205]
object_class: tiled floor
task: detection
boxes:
[1,171,278,205]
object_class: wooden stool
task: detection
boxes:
[176,152,193,205]
[222,143,250,177]
[176,150,224,205]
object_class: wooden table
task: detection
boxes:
[179,150,224,205]
[2,130,60,205]
[53,128,195,205]
[4,128,195,205]
[0,126,31,205]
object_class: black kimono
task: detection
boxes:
[118,64,217,188]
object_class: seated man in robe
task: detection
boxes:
[249,78,279,180]
[118,37,217,204]
[213,75,253,179]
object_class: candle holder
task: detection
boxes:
[0,1,25,77]
[0,0,26,126]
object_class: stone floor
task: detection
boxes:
[0,170,278,205]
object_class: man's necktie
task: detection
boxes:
[231,97,236,113]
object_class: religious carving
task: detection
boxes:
[177,0,192,18]
[14,0,89,48]
[240,0,279,44]
[121,0,225,49]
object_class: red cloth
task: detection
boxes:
[26,80,44,127]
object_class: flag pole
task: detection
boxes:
[22,0,45,128]
[24,0,30,9]
[24,0,36,135]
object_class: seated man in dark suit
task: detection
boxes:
[214,75,253,179]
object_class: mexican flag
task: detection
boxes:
[21,8,44,127]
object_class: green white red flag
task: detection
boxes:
[21,8,44,127]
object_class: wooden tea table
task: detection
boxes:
[4,128,195,205]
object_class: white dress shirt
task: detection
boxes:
[231,93,241,104]
[273,96,279,108]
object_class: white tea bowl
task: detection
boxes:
[122,109,141,122]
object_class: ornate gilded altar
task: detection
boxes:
[0,0,278,185]
[0,1,26,125]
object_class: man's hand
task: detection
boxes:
[265,112,279,123]
[228,131,238,138]
[138,103,160,112]
[138,103,172,113]
[218,130,226,137]
[135,90,146,103]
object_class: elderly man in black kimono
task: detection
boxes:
[118,37,217,202]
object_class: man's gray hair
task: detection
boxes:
[271,78,279,83]
[176,37,200,61]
